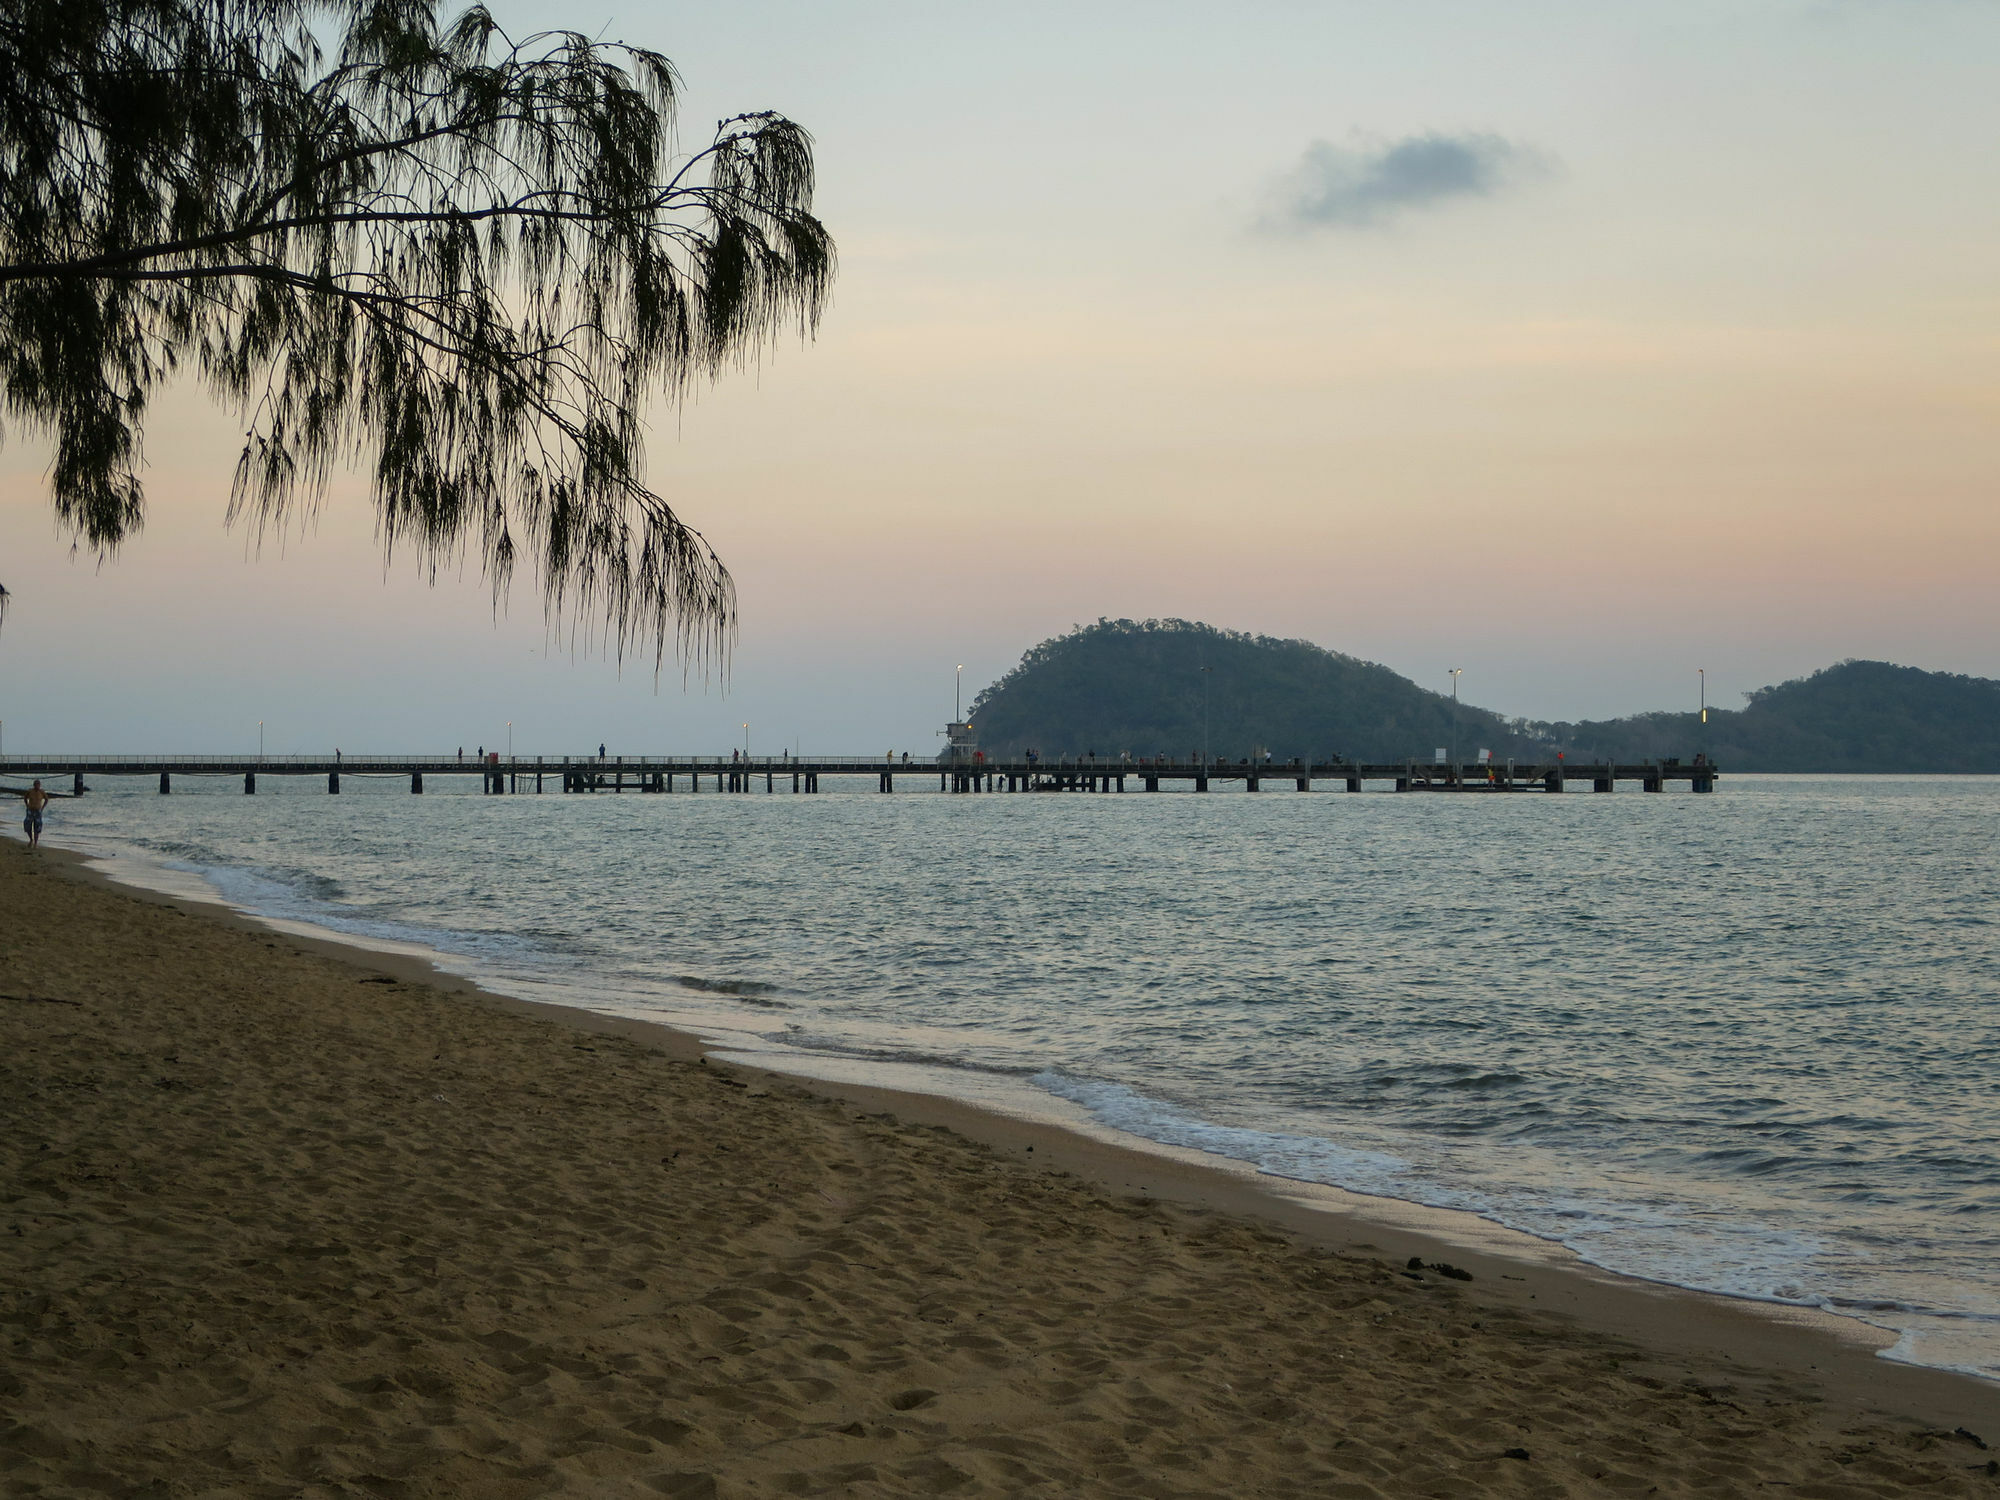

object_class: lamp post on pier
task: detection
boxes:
[258,721,263,763]
[955,665,963,724]
[1448,668,1463,782]
[743,723,750,759]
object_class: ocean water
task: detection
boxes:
[10,770,1998,1380]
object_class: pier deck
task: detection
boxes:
[3,755,1718,795]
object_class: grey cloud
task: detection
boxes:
[1264,131,1544,232]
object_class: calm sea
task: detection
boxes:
[12,771,1998,1380]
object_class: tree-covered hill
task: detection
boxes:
[1537,660,2000,772]
[966,619,1546,764]
[966,623,2000,772]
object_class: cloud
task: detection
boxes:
[1263,131,1544,232]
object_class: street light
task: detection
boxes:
[507,721,513,759]
[258,720,264,762]
[1448,668,1463,781]
[955,665,964,723]
[1698,668,1707,725]
[743,722,750,758]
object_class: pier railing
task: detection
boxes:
[3,753,1717,794]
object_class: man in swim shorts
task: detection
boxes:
[22,779,50,848]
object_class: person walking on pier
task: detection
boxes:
[22,779,50,848]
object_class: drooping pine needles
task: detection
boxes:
[0,0,834,667]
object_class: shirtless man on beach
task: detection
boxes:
[22,780,50,848]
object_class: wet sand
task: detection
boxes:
[3,836,1996,1497]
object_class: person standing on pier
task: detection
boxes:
[22,780,50,848]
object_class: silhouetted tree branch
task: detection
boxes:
[0,0,834,663]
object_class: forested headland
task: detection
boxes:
[966,620,2000,772]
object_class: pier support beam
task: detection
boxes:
[1195,774,1209,792]
[73,772,86,796]
[328,770,341,794]
[1346,776,1361,793]
[243,771,256,794]
[1296,776,1308,792]
[412,772,423,794]
[1544,770,1563,793]
[159,771,170,794]
[1593,772,1614,792]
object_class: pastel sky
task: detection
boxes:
[3,1,1997,755]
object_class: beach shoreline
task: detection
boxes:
[16,831,2000,1436]
[9,832,2000,1494]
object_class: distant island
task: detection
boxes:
[966,619,2000,773]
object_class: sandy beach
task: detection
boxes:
[3,836,1996,1498]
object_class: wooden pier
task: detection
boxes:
[2,755,1718,796]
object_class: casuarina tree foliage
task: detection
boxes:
[0,0,834,663]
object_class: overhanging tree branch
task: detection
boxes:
[0,0,834,665]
